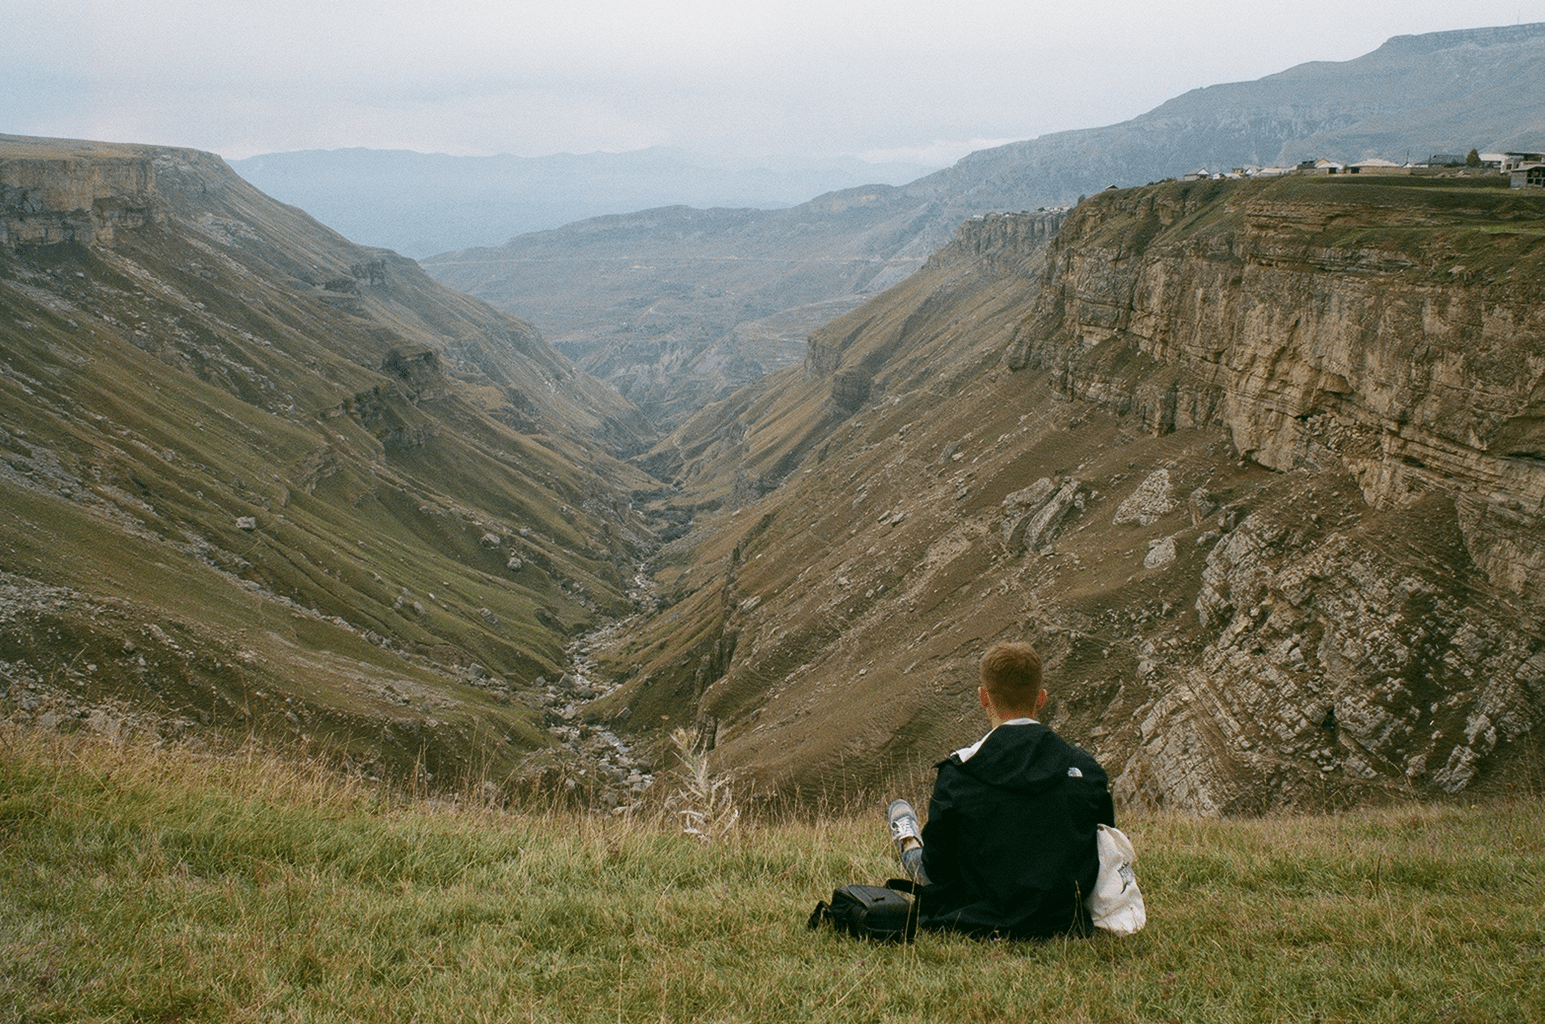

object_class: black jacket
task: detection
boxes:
[917,721,1114,939]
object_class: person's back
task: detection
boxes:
[889,642,1115,939]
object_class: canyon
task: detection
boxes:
[586,175,1545,814]
[6,129,1545,816]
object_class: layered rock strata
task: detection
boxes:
[1011,178,1545,599]
[1010,176,1545,809]
[595,178,1545,815]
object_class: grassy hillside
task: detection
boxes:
[1,135,658,789]
[3,730,1542,1023]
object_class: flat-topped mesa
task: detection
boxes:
[0,136,224,247]
[1008,176,1545,603]
[1378,21,1545,54]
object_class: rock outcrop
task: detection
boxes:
[1002,477,1086,553]
[591,176,1545,815]
[1008,176,1545,810]
[1,143,163,247]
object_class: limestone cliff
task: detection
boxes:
[1013,179,1545,540]
[590,176,1545,815]
[1008,175,1545,806]
[1,149,161,246]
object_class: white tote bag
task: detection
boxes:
[1086,824,1147,936]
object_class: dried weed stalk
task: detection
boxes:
[665,727,738,842]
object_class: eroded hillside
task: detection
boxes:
[588,177,1545,814]
[0,135,657,788]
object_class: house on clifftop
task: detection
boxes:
[1506,152,1545,188]
[1296,159,1345,175]
[1347,158,1404,174]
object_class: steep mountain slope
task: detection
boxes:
[230,148,938,259]
[585,175,1545,814]
[424,22,1545,431]
[0,134,656,789]
[425,195,950,425]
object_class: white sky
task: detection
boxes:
[4,1,1544,165]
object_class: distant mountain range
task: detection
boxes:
[422,22,1545,429]
[229,148,940,258]
[926,22,1545,215]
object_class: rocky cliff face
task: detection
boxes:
[1014,178,1545,600]
[1012,176,1545,808]
[588,177,1545,815]
[923,209,1068,275]
[1,144,163,246]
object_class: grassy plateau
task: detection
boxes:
[2,729,1542,1023]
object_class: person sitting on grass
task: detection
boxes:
[888,640,1115,939]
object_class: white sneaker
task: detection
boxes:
[887,798,922,849]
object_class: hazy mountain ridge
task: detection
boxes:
[936,22,1545,209]
[0,133,659,789]
[424,190,948,425]
[584,175,1545,813]
[424,22,1545,431]
[229,148,940,259]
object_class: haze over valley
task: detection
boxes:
[421,24,1545,428]
[229,148,942,259]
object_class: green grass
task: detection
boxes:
[3,731,1543,1023]
[1074,175,1545,285]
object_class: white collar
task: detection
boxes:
[952,718,1037,762]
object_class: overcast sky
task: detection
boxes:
[4,1,1544,167]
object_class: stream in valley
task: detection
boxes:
[520,566,659,810]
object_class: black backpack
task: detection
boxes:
[807,879,921,943]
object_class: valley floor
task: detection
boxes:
[3,730,1542,1023]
